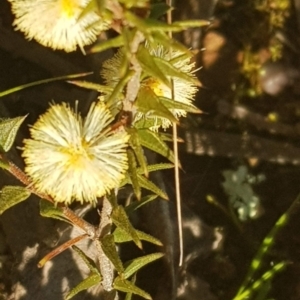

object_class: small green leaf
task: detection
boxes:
[128,128,148,177]
[65,273,101,300]
[100,234,124,273]
[139,163,174,174]
[39,199,70,223]
[106,69,134,106]
[153,56,200,86]
[114,277,152,300]
[111,206,142,249]
[121,163,174,186]
[136,87,178,124]
[67,80,113,94]
[173,19,211,28]
[127,149,141,200]
[0,186,31,214]
[89,35,125,53]
[124,11,149,33]
[125,194,158,213]
[137,174,168,200]
[136,46,170,88]
[124,274,137,300]
[137,129,175,163]
[144,19,210,33]
[124,253,164,279]
[149,3,171,19]
[151,31,191,54]
[0,116,27,152]
[113,227,162,246]
[158,132,184,143]
[72,246,100,274]
[0,72,92,97]
[159,96,202,114]
[77,0,97,21]
[143,18,183,32]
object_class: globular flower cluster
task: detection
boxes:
[101,45,199,130]
[22,102,129,204]
[8,0,108,52]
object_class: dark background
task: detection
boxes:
[1,0,300,299]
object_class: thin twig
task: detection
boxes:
[166,0,184,267]
[38,233,88,268]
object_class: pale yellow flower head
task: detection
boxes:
[22,102,129,204]
[9,0,109,52]
[101,45,198,130]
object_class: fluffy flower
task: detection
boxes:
[101,45,199,130]
[9,0,108,52]
[22,102,129,204]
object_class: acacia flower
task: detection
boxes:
[9,0,108,52]
[22,102,129,204]
[101,45,199,130]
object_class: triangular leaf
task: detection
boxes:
[77,0,98,21]
[137,174,168,200]
[39,199,70,223]
[136,46,170,88]
[151,31,191,54]
[124,253,164,279]
[0,116,27,152]
[153,56,200,86]
[144,19,210,33]
[127,149,141,200]
[149,3,170,19]
[78,0,112,24]
[159,96,202,114]
[113,227,162,246]
[124,10,150,34]
[106,69,134,106]
[65,273,101,300]
[89,35,124,53]
[72,245,100,274]
[128,128,148,177]
[121,164,173,186]
[111,206,142,249]
[158,132,184,143]
[136,87,178,123]
[100,234,124,273]
[125,194,158,213]
[137,129,175,163]
[143,18,183,32]
[0,186,31,214]
[114,277,152,300]
[124,274,137,300]
[138,163,174,174]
